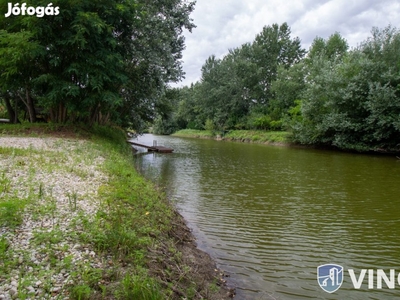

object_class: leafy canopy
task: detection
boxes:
[0,0,195,129]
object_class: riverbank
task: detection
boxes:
[172,129,291,145]
[172,129,400,156]
[0,124,232,299]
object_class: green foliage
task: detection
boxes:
[186,121,202,130]
[0,236,9,260]
[248,114,271,130]
[270,120,283,131]
[204,119,215,131]
[70,284,92,300]
[270,63,306,119]
[0,102,6,118]
[0,0,195,129]
[152,115,178,135]
[225,130,290,143]
[163,23,400,153]
[174,129,290,143]
[0,125,226,298]
[152,87,196,134]
[307,32,348,62]
[289,25,400,151]
[79,132,172,260]
[245,109,283,131]
[173,23,305,131]
[90,124,127,145]
[33,228,63,245]
[0,196,26,228]
[172,129,215,138]
[0,172,11,194]
[115,271,162,300]
[251,23,306,104]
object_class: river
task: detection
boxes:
[132,134,400,300]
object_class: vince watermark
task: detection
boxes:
[5,2,60,18]
[317,264,344,293]
[318,264,400,293]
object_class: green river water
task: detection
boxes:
[133,134,400,300]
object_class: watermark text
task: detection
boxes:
[318,264,400,293]
[5,2,60,18]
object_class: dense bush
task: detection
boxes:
[163,24,400,152]
[0,0,195,130]
[291,26,400,151]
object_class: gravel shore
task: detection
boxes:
[0,135,234,299]
[0,137,107,300]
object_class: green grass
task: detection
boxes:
[0,236,10,260]
[173,128,291,144]
[0,196,27,228]
[172,129,214,138]
[225,130,291,143]
[0,124,227,299]
[0,122,94,140]
[115,270,162,300]
[64,131,180,299]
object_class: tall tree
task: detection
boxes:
[0,0,195,128]
[292,26,400,151]
[190,23,305,130]
[251,23,305,105]
[307,32,348,62]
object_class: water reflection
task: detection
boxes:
[133,134,400,300]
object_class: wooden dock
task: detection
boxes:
[127,141,174,153]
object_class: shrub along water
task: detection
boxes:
[173,129,290,144]
[158,25,400,153]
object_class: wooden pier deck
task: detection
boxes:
[127,141,174,153]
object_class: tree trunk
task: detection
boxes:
[26,89,36,123]
[89,104,101,125]
[3,95,20,123]
[49,102,67,123]
[18,88,36,123]
[61,102,67,123]
[14,96,18,123]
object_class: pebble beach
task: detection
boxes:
[0,137,107,299]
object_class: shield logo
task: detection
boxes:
[317,264,344,293]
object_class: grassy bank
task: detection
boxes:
[0,124,230,299]
[171,129,215,139]
[172,129,291,144]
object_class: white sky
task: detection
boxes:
[173,0,400,87]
